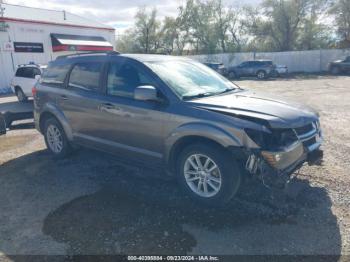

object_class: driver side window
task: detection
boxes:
[107,61,155,98]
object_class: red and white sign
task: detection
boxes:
[2,42,14,51]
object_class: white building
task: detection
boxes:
[0,2,115,93]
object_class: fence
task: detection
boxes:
[1,48,350,95]
[187,48,350,73]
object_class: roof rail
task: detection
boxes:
[17,63,41,68]
[56,51,120,60]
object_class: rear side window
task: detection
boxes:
[68,62,102,92]
[41,63,71,87]
[32,67,41,76]
[15,68,26,77]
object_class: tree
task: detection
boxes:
[134,7,160,53]
[244,0,331,51]
[330,0,350,47]
[116,29,138,53]
[178,0,219,54]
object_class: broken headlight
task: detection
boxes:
[245,128,298,150]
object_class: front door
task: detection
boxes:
[75,58,166,166]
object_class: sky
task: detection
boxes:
[3,0,260,34]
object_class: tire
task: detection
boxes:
[330,66,340,75]
[256,70,267,80]
[16,87,27,102]
[176,143,241,206]
[43,117,71,158]
[228,71,238,80]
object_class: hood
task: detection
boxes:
[187,90,319,128]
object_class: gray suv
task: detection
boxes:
[227,60,276,79]
[33,52,323,206]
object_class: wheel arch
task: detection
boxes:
[39,104,73,141]
[165,123,242,173]
[14,85,21,93]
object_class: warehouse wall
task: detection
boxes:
[0,21,115,94]
[188,49,350,73]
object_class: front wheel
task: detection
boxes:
[44,118,71,158]
[177,144,241,206]
[256,70,267,79]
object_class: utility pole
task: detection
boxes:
[0,1,5,18]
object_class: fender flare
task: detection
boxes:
[164,122,242,166]
[40,103,73,141]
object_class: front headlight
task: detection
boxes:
[244,128,269,148]
[245,128,298,150]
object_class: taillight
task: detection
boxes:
[32,87,37,97]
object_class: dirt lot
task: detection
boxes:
[0,75,349,259]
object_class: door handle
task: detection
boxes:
[60,95,68,100]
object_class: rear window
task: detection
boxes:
[41,63,71,87]
[68,62,103,92]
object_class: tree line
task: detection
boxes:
[116,0,350,55]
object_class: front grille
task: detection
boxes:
[294,123,313,135]
[303,137,316,147]
[293,121,321,152]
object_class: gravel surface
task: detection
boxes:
[0,75,349,258]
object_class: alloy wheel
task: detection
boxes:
[184,154,222,198]
[46,124,63,153]
[257,71,265,79]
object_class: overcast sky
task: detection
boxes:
[4,0,260,34]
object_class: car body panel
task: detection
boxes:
[34,53,322,180]
[228,60,275,78]
[329,56,350,73]
[11,65,45,96]
[187,90,318,128]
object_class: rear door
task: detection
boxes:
[57,59,107,137]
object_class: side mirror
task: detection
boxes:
[134,85,159,102]
[34,75,41,81]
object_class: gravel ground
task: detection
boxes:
[0,75,349,258]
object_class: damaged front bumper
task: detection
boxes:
[245,125,323,188]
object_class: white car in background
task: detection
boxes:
[273,64,288,76]
[11,63,46,102]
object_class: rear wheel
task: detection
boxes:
[44,118,71,158]
[177,144,241,206]
[16,87,27,102]
[256,70,267,79]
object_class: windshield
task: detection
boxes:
[145,60,237,100]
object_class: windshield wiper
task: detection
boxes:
[216,88,235,94]
[182,88,237,100]
[182,92,217,100]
